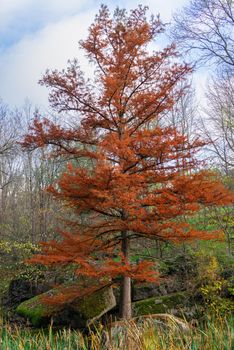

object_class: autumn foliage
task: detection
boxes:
[22,6,233,318]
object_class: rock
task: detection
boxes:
[70,284,116,327]
[2,277,54,309]
[102,313,192,348]
[16,294,59,327]
[133,291,188,316]
[133,278,184,301]
[135,313,192,333]
[133,283,161,300]
[16,284,116,328]
[2,279,37,307]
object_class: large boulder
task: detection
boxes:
[16,284,116,328]
[133,291,188,317]
[132,279,182,301]
[2,278,53,308]
[3,279,37,306]
[102,313,192,348]
[70,285,116,326]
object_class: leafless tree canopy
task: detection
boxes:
[163,80,198,140]
[0,101,62,243]
[171,0,234,71]
[202,71,234,173]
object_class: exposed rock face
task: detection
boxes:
[2,278,53,308]
[3,279,37,306]
[70,285,116,326]
[16,284,116,328]
[133,278,185,301]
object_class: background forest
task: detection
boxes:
[0,0,233,349]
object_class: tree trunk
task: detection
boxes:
[120,231,132,319]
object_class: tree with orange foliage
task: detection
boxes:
[22,5,233,319]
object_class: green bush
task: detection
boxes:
[195,253,234,316]
[0,240,43,295]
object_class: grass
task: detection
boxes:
[0,314,233,349]
[0,325,88,350]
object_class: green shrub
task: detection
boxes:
[196,254,234,315]
[0,240,43,295]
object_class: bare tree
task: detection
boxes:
[16,104,62,243]
[202,71,234,173]
[162,80,198,139]
[0,101,19,231]
[171,0,234,71]
[198,72,234,255]
[0,100,62,243]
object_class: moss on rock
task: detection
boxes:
[16,284,116,327]
[72,285,116,325]
[133,291,188,317]
[16,294,61,327]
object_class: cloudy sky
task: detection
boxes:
[0,0,192,109]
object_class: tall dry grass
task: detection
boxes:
[0,314,232,349]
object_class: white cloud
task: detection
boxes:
[0,0,31,30]
[113,0,188,21]
[0,8,97,107]
[0,0,190,108]
[0,0,95,30]
[0,0,30,18]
